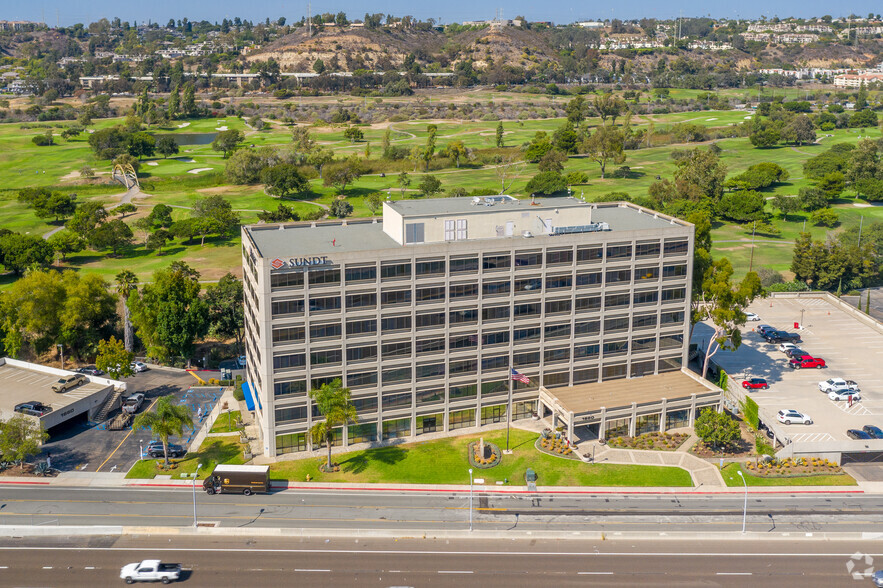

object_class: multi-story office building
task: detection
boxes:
[241,197,695,458]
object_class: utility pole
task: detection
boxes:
[858,215,864,248]
[748,221,757,273]
[307,1,311,35]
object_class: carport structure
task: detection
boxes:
[538,369,722,441]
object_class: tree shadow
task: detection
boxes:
[339,444,407,475]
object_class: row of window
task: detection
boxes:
[269,241,690,291]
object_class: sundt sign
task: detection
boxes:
[271,256,331,270]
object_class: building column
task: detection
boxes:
[598,407,607,440]
[659,398,668,433]
[567,411,574,442]
[628,403,637,437]
[688,394,698,427]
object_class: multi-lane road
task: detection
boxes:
[1,486,883,534]
[0,536,881,586]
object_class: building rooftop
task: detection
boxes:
[0,362,113,422]
[247,220,399,258]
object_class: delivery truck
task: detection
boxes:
[203,464,269,495]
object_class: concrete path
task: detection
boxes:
[582,443,726,488]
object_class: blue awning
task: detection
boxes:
[242,382,255,411]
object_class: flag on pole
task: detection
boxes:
[510,368,530,384]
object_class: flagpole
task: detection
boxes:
[506,369,513,452]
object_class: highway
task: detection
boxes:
[0,536,880,586]
[1,486,883,533]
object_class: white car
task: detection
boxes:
[819,378,860,394]
[130,361,148,373]
[779,342,799,353]
[745,312,761,321]
[829,390,861,402]
[777,409,812,425]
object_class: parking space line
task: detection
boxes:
[95,397,160,472]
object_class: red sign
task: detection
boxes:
[271,258,285,269]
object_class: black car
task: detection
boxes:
[847,429,873,440]
[75,366,104,376]
[14,401,52,416]
[146,442,187,458]
[763,330,802,343]
[756,324,776,337]
[785,348,809,359]
[863,425,883,439]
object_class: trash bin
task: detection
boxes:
[525,468,537,483]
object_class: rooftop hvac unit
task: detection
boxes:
[522,230,533,238]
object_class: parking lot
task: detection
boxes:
[692,295,883,446]
[41,368,216,473]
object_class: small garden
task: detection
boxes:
[468,439,502,468]
[744,456,842,477]
[536,428,576,458]
[721,462,856,487]
[210,410,243,434]
[126,437,247,479]
[607,432,689,451]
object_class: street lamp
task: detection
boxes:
[736,470,747,533]
[468,468,474,532]
[192,463,203,527]
[139,440,144,461]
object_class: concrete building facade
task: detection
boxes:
[241,198,694,458]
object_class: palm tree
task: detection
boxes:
[132,395,194,467]
[115,270,139,352]
[309,379,358,471]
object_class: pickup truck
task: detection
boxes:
[122,393,145,414]
[819,378,860,394]
[120,560,181,584]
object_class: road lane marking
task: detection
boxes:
[717,572,752,575]
[42,566,52,569]
[439,570,473,574]
[295,569,330,572]
[85,566,95,569]
[578,571,613,575]
[96,397,160,472]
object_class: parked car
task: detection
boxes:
[777,409,812,425]
[784,348,809,359]
[14,401,52,416]
[779,342,799,353]
[789,356,826,369]
[847,429,873,440]
[862,425,883,439]
[742,378,769,390]
[764,330,802,343]
[745,312,761,321]
[756,324,776,337]
[872,569,883,587]
[237,355,246,368]
[146,442,186,458]
[51,373,87,392]
[829,390,861,402]
[75,366,104,376]
[130,361,148,373]
[819,378,860,394]
[122,393,145,415]
[119,560,181,584]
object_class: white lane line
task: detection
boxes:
[439,570,474,574]
[84,566,95,570]
[717,572,752,575]
[578,571,614,575]
[295,569,331,572]
[0,565,7,569]
[42,566,53,569]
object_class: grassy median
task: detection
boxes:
[126,437,247,480]
[721,463,857,487]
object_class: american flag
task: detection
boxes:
[510,368,530,384]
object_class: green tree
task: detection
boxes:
[397,172,411,198]
[0,414,48,467]
[811,207,839,227]
[0,233,54,275]
[748,116,781,148]
[418,175,443,197]
[443,140,468,168]
[126,131,156,159]
[673,147,727,202]
[552,120,579,154]
[256,204,300,223]
[115,203,137,218]
[47,229,84,261]
[95,336,134,379]
[565,95,587,123]
[205,273,244,352]
[132,395,194,466]
[309,379,358,470]
[495,121,504,147]
[156,135,179,158]
[593,93,625,124]
[329,199,354,218]
[322,158,363,195]
[167,84,180,119]
[716,190,765,222]
[212,130,245,158]
[797,186,829,212]
[538,149,567,173]
[524,131,553,162]
[694,408,741,451]
[847,139,879,184]
[182,82,196,116]
[343,126,364,143]
[525,171,567,195]
[771,195,802,219]
[115,270,139,352]
[66,201,108,238]
[783,114,816,146]
[147,204,174,229]
[88,219,133,255]
[87,126,128,159]
[261,164,309,198]
[365,192,384,215]
[225,148,265,184]
[313,58,326,74]
[190,195,240,246]
[145,229,171,254]
[129,262,208,360]
[307,148,334,179]
[583,125,625,179]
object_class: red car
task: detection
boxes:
[742,378,769,390]
[789,355,826,369]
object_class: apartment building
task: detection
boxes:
[241,197,695,458]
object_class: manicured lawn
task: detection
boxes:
[125,437,247,480]
[210,410,242,434]
[720,463,856,487]
[269,429,693,487]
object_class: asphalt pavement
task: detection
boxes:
[0,536,880,587]
[1,485,883,534]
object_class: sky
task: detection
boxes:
[7,0,883,28]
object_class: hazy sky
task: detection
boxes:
[9,0,882,27]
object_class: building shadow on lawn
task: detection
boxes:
[339,445,407,475]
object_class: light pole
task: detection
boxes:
[468,468,474,532]
[57,344,64,370]
[192,463,203,527]
[139,440,144,461]
[736,470,747,533]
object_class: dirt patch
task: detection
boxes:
[690,420,758,459]
[607,432,689,451]
[0,463,54,478]
[196,186,253,195]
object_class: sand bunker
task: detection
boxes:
[177,122,191,128]
[146,161,159,166]
[188,168,213,174]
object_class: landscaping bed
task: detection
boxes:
[607,432,689,452]
[690,419,758,458]
[743,456,843,477]
[126,437,247,479]
[210,410,242,434]
[721,463,856,487]
[535,436,578,460]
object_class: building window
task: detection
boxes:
[273,353,306,371]
[382,417,411,440]
[481,355,508,372]
[351,396,379,413]
[634,266,659,282]
[666,409,690,430]
[416,286,446,303]
[659,356,683,372]
[449,334,478,350]
[346,292,377,310]
[415,311,445,328]
[513,327,541,344]
[483,253,511,271]
[310,349,341,366]
[514,277,542,293]
[450,283,479,299]
[482,330,510,346]
[546,274,573,290]
[605,417,630,438]
[271,299,305,317]
[543,372,569,387]
[415,337,445,354]
[381,315,412,333]
[574,320,600,336]
[632,337,657,353]
[605,293,630,309]
[416,413,443,434]
[416,259,445,277]
[633,314,657,330]
[449,409,476,430]
[481,380,508,399]
[450,256,478,274]
[271,271,305,290]
[449,359,477,376]
[635,242,661,258]
[310,323,341,340]
[274,380,306,398]
[416,362,446,380]
[308,268,340,287]
[663,264,687,279]
[631,360,656,378]
[309,296,341,312]
[659,334,684,349]
[577,246,603,263]
[576,271,602,287]
[604,316,630,333]
[602,363,628,381]
[345,265,377,283]
[664,240,689,256]
[275,433,307,454]
[382,341,412,358]
[272,327,305,345]
[661,310,685,326]
[450,308,478,325]
[606,269,631,284]
[546,248,573,265]
[380,261,411,281]
[574,344,600,360]
[604,340,629,356]
[606,244,632,260]
[513,351,540,367]
[545,323,571,339]
[545,299,572,315]
[444,219,468,241]
[416,388,445,406]
[481,404,507,425]
[381,289,412,307]
[383,392,413,411]
[483,305,510,321]
[382,366,412,385]
[513,303,541,318]
[348,423,377,444]
[575,296,602,312]
[310,375,339,390]
[449,384,477,401]
[346,345,377,363]
[405,223,425,244]
[573,368,598,384]
[662,287,686,303]
[634,290,659,306]
[482,280,511,297]
[275,406,307,425]
[544,348,570,363]
[515,251,542,267]
[346,319,377,336]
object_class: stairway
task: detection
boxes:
[93,389,124,423]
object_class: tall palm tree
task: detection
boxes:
[133,395,194,467]
[115,270,139,352]
[309,379,358,471]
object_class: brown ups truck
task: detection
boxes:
[203,464,270,495]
